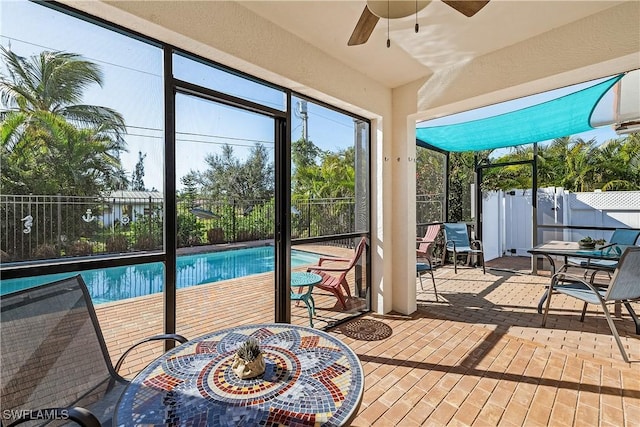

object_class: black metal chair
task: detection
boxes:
[0,275,187,426]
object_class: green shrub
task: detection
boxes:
[133,236,159,251]
[106,235,129,253]
[33,243,59,259]
[177,213,204,247]
[67,240,93,256]
[207,228,225,244]
[130,206,163,250]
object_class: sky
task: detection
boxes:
[1,0,625,189]
[0,0,357,192]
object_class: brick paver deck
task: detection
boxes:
[94,255,639,426]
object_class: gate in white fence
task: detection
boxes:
[481,188,640,262]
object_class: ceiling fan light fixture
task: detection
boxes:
[349,0,489,46]
[366,0,431,19]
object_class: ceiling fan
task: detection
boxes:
[348,0,490,46]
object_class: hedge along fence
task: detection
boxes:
[1,194,357,262]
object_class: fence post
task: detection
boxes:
[148,196,153,246]
[307,197,311,238]
[56,193,62,250]
[232,199,237,241]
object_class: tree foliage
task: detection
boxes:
[192,143,274,201]
[131,151,147,191]
[292,137,355,200]
[0,47,127,195]
[481,134,640,192]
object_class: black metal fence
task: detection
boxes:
[0,194,357,263]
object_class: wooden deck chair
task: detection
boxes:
[0,275,187,426]
[542,247,640,363]
[308,237,367,309]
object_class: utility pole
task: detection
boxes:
[297,100,308,141]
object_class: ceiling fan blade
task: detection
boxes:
[348,6,380,46]
[441,0,490,17]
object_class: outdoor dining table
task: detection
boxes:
[528,241,639,333]
[528,240,627,278]
[114,323,364,426]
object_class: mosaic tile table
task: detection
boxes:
[114,323,364,426]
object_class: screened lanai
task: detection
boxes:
[2,1,640,425]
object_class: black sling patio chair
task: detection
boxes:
[542,247,640,363]
[0,275,187,426]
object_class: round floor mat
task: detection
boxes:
[339,319,393,341]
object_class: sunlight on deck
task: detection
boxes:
[95,256,639,426]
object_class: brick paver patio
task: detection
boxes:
[94,255,639,426]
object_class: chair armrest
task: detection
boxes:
[7,407,100,427]
[114,334,188,374]
[317,256,351,266]
[550,272,601,294]
[308,265,349,273]
[417,238,435,243]
[470,239,483,250]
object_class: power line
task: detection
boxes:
[125,132,274,150]
[124,125,274,145]
[2,36,282,107]
[1,35,161,78]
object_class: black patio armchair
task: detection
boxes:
[0,275,187,426]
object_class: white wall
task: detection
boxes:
[482,189,640,260]
[482,191,503,261]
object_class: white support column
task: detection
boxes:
[389,81,423,315]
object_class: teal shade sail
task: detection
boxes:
[416,74,623,152]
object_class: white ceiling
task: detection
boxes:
[240,0,626,89]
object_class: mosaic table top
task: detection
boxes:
[114,323,364,426]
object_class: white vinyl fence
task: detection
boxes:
[482,188,640,261]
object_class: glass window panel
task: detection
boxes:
[416,146,446,230]
[175,93,275,333]
[0,0,165,370]
[291,97,369,238]
[1,0,164,262]
[173,52,285,111]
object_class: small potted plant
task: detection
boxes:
[578,236,596,249]
[231,338,265,379]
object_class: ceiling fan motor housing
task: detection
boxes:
[366,0,431,19]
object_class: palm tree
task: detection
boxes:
[0,47,127,194]
[0,46,125,145]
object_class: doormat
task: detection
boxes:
[339,319,393,341]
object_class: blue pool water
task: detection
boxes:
[0,247,320,304]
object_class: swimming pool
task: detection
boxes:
[0,247,320,304]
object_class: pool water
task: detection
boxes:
[0,247,320,304]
